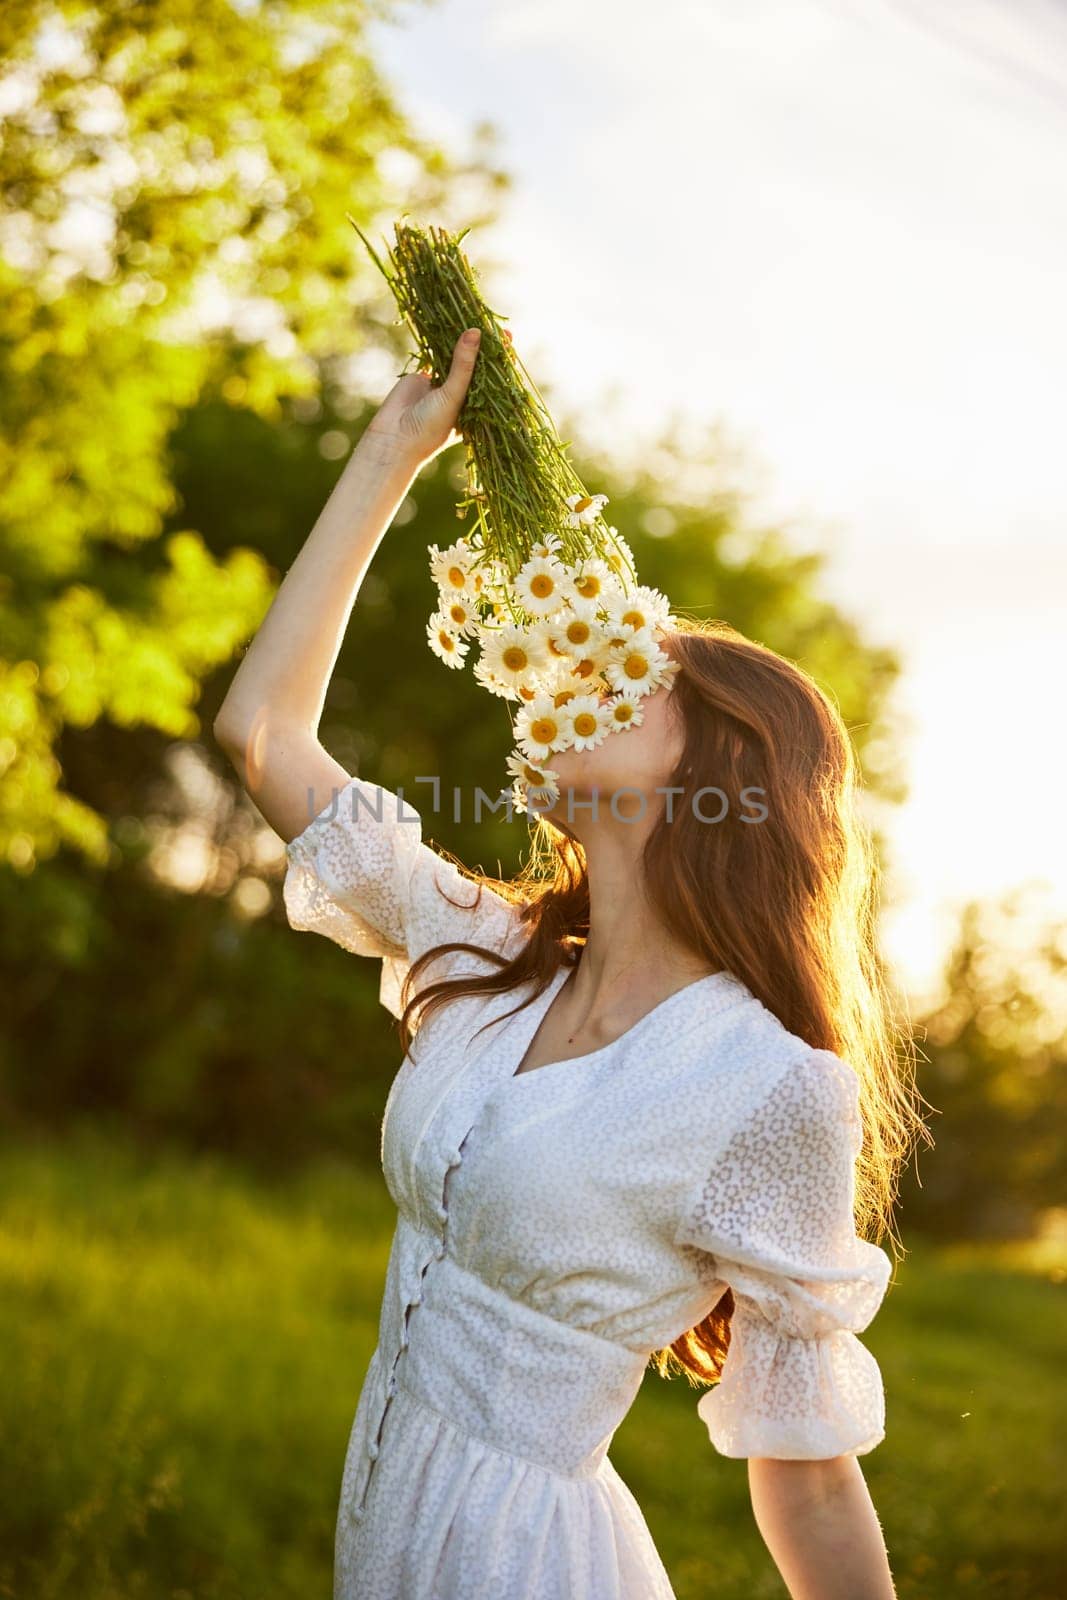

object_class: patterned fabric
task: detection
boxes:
[284,775,892,1600]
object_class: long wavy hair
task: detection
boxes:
[393,616,931,1388]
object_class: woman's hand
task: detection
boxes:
[359,327,482,473]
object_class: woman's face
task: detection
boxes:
[540,662,687,829]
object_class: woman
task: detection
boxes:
[215,330,923,1599]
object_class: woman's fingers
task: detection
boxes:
[380,371,432,413]
[438,328,481,412]
[360,330,481,468]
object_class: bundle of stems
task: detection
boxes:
[346,216,631,584]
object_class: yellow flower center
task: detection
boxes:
[547,638,567,657]
[573,712,598,737]
[523,763,547,783]
[472,572,484,592]
[530,573,556,599]
[448,565,466,587]
[605,552,624,573]
[621,609,645,629]
[574,658,596,678]
[553,689,577,707]
[438,631,455,651]
[573,495,593,514]
[613,704,633,723]
[575,575,600,600]
[449,604,467,625]
[518,683,537,701]
[566,620,592,645]
[502,646,529,672]
[623,651,649,679]
[530,717,559,745]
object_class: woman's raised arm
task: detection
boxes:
[213,329,482,843]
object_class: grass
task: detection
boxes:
[1,1124,1063,1599]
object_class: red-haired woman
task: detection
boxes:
[216,331,924,1600]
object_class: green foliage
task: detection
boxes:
[900,888,1067,1238]
[1,1128,1063,1598]
[0,0,495,868]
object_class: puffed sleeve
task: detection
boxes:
[282,775,521,1018]
[675,1047,892,1459]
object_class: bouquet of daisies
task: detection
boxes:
[348,217,680,814]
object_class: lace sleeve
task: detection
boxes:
[675,1047,893,1460]
[282,776,520,1018]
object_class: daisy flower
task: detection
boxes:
[601,526,638,586]
[530,654,586,706]
[511,775,561,816]
[436,594,481,638]
[570,651,612,685]
[560,620,615,682]
[473,554,511,599]
[564,492,609,528]
[505,749,560,798]
[548,673,587,708]
[426,611,471,670]
[472,653,523,701]
[533,618,578,666]
[543,600,605,661]
[550,614,607,678]
[603,692,645,731]
[528,533,564,561]
[513,553,574,618]
[463,565,490,602]
[554,661,612,707]
[472,645,543,703]
[429,538,475,595]
[603,625,674,696]
[514,692,573,760]
[601,617,642,652]
[569,556,620,608]
[560,693,613,753]
[479,623,549,689]
[550,689,580,712]
[603,584,672,636]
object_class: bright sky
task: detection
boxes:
[368,0,1067,1002]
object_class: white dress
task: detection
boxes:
[283,775,893,1600]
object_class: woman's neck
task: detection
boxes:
[563,828,720,1030]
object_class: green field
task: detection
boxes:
[1,1125,1063,1600]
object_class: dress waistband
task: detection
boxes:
[394,1253,651,1477]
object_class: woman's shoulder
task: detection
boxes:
[678,977,861,1141]
[685,970,798,1061]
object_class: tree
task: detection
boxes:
[0,0,504,870]
[901,888,1067,1238]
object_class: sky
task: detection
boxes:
[367,0,1067,1001]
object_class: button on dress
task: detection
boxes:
[283,776,893,1600]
